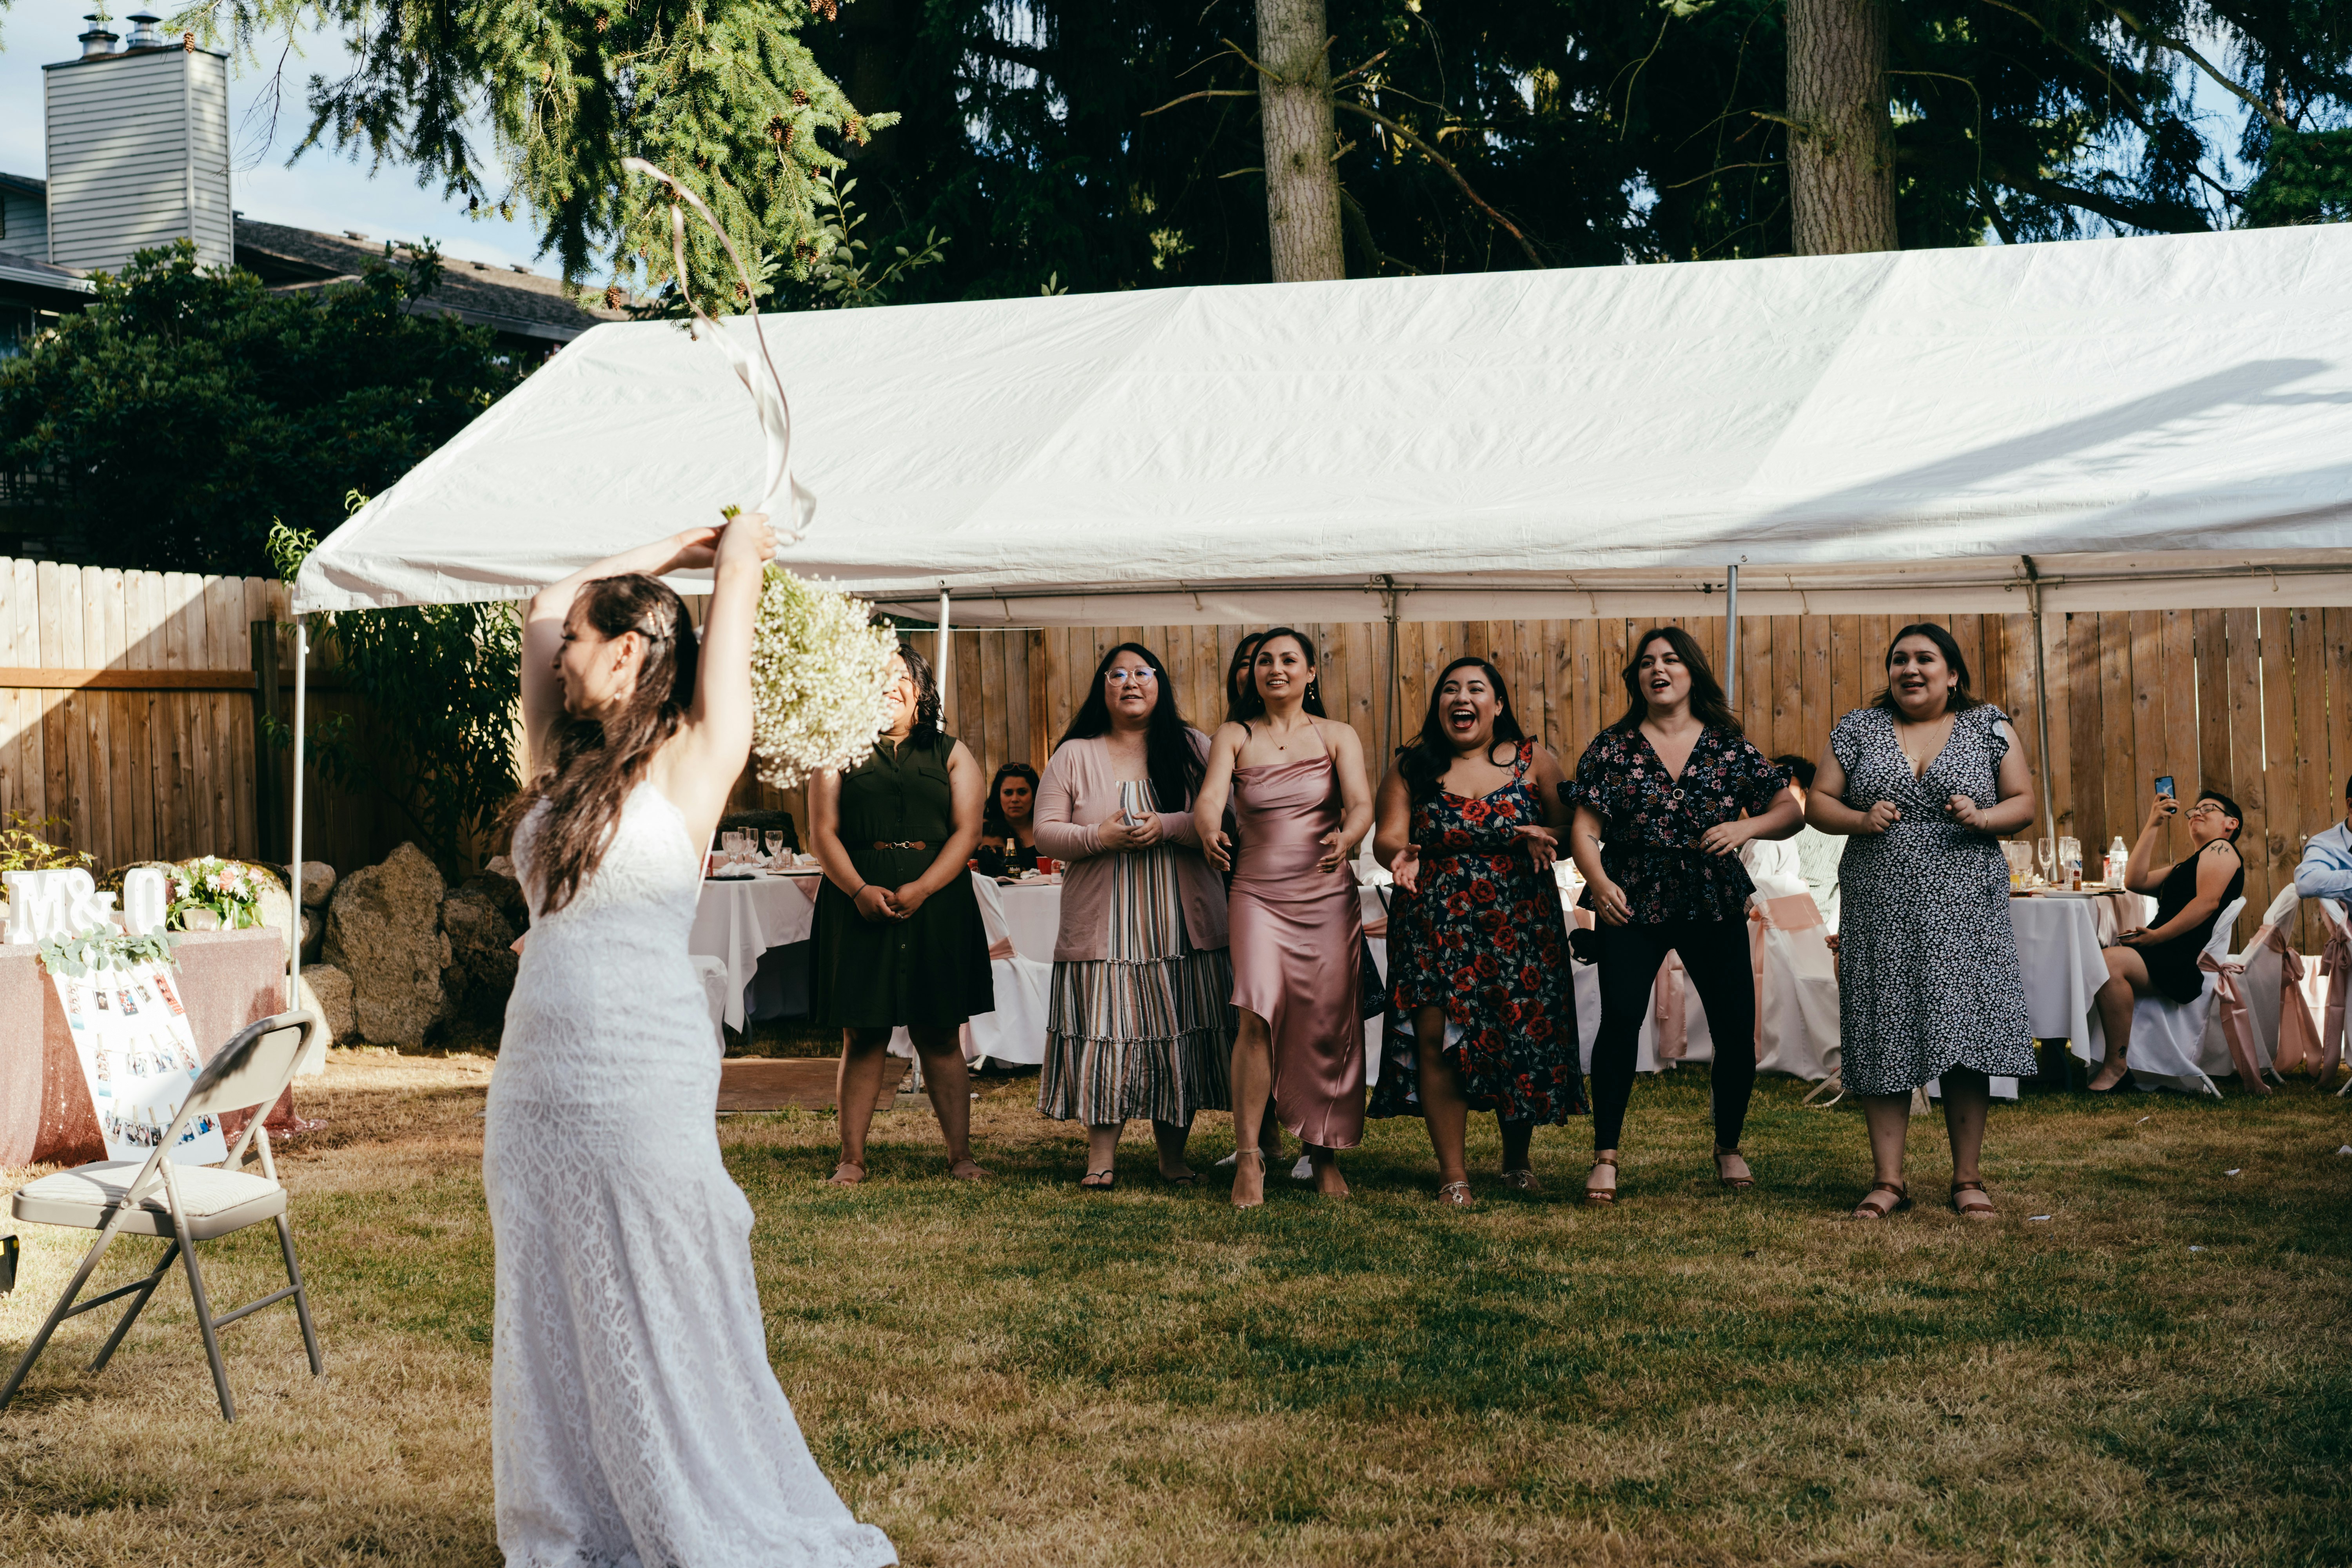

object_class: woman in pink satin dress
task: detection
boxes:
[1195,628,1376,1207]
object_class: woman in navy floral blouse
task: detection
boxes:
[1565,628,1803,1205]
[1374,657,1585,1209]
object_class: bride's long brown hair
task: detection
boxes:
[505,573,699,915]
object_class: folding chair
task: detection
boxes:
[2,1009,324,1421]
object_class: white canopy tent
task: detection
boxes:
[296,222,2352,627]
[281,223,2352,994]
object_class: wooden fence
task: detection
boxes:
[7,554,2346,951]
[0,556,392,874]
[913,608,2352,950]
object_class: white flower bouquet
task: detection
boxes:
[169,856,267,931]
[748,566,899,789]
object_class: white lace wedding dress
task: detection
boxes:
[486,781,896,1567]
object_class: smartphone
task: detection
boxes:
[2153,775,2176,806]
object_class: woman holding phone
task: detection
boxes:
[2088,786,2245,1091]
[1196,628,1376,1206]
[1806,623,2038,1219]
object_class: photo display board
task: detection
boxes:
[52,961,227,1165]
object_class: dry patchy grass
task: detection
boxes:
[4,1049,2348,1566]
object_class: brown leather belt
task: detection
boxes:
[871,840,933,850]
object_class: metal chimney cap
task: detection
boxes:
[77,21,121,57]
[125,10,163,45]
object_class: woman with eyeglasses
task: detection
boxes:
[2088,787,2246,1092]
[1195,628,1376,1207]
[809,642,994,1185]
[977,762,1042,877]
[1034,643,1233,1190]
[1806,622,2038,1220]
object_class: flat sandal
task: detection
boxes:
[1714,1145,1755,1192]
[1584,1154,1619,1207]
[1852,1180,1910,1219]
[1436,1180,1476,1209]
[1951,1179,1997,1221]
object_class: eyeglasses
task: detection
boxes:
[1105,668,1158,686]
[2184,801,2229,819]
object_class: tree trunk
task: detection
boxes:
[1786,0,1898,254]
[1256,0,1345,281]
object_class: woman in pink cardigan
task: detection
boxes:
[1033,642,1234,1190]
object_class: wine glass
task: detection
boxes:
[722,829,747,863]
[764,830,784,862]
[2034,837,2054,886]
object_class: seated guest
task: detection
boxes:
[1773,753,1846,933]
[977,762,1042,876]
[2294,773,2352,907]
[2088,787,2245,1092]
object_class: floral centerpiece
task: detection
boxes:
[748,566,899,789]
[169,857,269,931]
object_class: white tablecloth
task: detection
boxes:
[2009,895,2118,1062]
[690,873,820,1031]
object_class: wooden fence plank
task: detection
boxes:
[2258,608,2299,941]
[0,561,22,818]
[2194,608,2232,793]
[2288,608,2331,949]
[2097,611,2136,865]
[2223,607,2266,929]
[34,562,71,851]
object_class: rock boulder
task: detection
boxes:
[322,843,451,1046]
[441,878,520,1027]
[299,963,354,1045]
[294,861,337,909]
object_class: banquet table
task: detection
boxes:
[2009,890,2151,1063]
[690,871,820,1031]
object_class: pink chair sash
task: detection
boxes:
[2261,922,2326,1078]
[1744,895,1827,1042]
[2318,908,2349,1086]
[2199,949,2268,1092]
[1653,951,1688,1061]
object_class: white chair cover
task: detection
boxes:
[889,873,1051,1067]
[2090,896,2246,1096]
[1750,892,1840,1083]
[2198,882,2300,1085]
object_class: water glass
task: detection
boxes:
[763,830,784,860]
[2059,835,2082,885]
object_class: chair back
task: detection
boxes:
[968,871,1012,946]
[2259,881,2301,931]
[2200,897,2247,970]
[184,1011,319,1121]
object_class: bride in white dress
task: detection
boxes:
[486,515,897,1567]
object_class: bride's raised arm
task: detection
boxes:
[662,512,777,835]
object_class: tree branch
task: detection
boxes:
[1337,100,1544,268]
[1142,89,1258,118]
[2098,3,2288,129]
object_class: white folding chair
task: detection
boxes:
[2199,883,2303,1086]
[2088,897,2246,1097]
[3,1009,325,1421]
[889,873,1052,1068]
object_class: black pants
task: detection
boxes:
[1588,918,1757,1151]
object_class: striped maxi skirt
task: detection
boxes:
[1038,800,1235,1126]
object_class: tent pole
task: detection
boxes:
[936,586,952,735]
[1724,564,1739,710]
[287,615,308,1010]
[2022,556,2060,853]
[1380,576,1400,765]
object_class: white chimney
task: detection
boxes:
[44,16,232,273]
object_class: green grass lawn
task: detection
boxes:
[4,1051,2348,1566]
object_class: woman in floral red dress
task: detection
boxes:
[1373,656,1585,1209]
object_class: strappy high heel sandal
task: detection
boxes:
[1231,1148,1267,1210]
[1713,1146,1754,1191]
[1852,1180,1910,1219]
[1584,1154,1619,1207]
[1950,1179,1997,1221]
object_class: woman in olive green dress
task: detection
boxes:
[809,644,995,1182]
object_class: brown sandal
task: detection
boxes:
[1714,1145,1755,1191]
[825,1161,866,1186]
[1852,1180,1910,1219]
[1951,1179,1996,1220]
[1584,1154,1619,1207]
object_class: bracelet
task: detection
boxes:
[849,883,869,898]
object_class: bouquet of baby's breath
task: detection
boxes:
[749,566,899,789]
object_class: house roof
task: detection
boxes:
[0,249,92,298]
[0,172,45,201]
[232,218,625,343]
